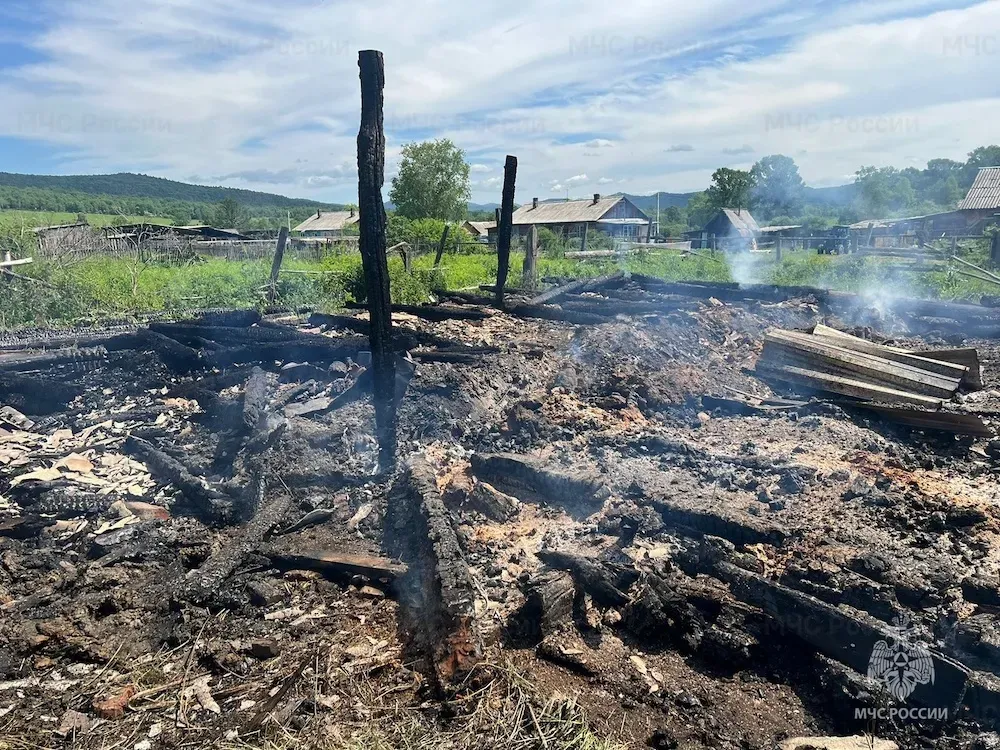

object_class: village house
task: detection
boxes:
[293,209,359,237]
[687,208,761,250]
[462,220,495,241]
[489,194,651,245]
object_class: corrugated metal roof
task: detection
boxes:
[294,211,359,232]
[510,196,636,226]
[958,167,1000,211]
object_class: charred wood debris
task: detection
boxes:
[3,272,1000,747]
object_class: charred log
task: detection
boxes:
[536,549,638,608]
[385,457,482,690]
[470,453,609,517]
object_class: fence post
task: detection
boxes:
[991,234,1000,266]
[775,237,782,262]
[267,226,289,305]
[434,225,450,268]
[523,224,539,290]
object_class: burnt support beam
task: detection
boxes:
[494,155,518,308]
[356,49,397,470]
[267,226,289,305]
[386,457,482,690]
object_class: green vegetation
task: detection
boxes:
[389,139,471,221]
[4,238,996,330]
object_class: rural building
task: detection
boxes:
[490,194,651,243]
[293,209,359,237]
[33,222,106,258]
[462,220,495,240]
[688,209,760,250]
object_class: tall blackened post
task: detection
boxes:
[356,50,397,469]
[494,155,517,307]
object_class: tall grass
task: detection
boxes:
[2,243,998,330]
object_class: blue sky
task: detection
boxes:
[0,0,997,202]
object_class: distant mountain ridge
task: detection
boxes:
[0,172,338,209]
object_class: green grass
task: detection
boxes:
[2,242,998,330]
[0,210,173,229]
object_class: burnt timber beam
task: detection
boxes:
[495,155,518,308]
[357,49,396,470]
[385,457,481,690]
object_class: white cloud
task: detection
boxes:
[0,0,996,202]
[469,163,491,172]
[597,177,614,184]
[565,174,589,185]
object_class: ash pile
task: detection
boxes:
[3,276,1000,749]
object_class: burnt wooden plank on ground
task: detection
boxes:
[907,346,984,390]
[267,551,407,583]
[344,301,491,322]
[846,403,992,437]
[385,457,482,689]
[356,49,397,470]
[756,361,945,407]
[470,453,609,519]
[713,561,969,715]
[0,347,108,372]
[507,303,612,326]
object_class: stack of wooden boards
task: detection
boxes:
[756,324,990,436]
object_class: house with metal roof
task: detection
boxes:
[686,208,760,250]
[293,209,359,237]
[462,220,495,240]
[490,194,650,242]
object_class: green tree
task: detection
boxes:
[706,168,754,211]
[935,175,961,206]
[854,166,914,218]
[750,155,805,219]
[389,139,471,221]
[215,198,241,229]
[685,191,716,229]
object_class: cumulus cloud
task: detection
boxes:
[722,144,754,155]
[565,174,588,185]
[0,0,997,201]
[597,177,614,184]
[470,163,491,173]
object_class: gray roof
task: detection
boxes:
[758,224,802,233]
[294,211,359,232]
[464,220,495,236]
[958,167,1000,211]
[720,208,760,237]
[510,195,645,226]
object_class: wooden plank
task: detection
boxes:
[522,224,539,290]
[433,225,450,268]
[357,49,396,470]
[851,403,992,437]
[810,324,969,380]
[0,258,33,268]
[763,331,962,397]
[755,361,945,406]
[908,347,984,390]
[268,551,407,581]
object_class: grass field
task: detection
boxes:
[1,242,997,330]
[0,210,173,230]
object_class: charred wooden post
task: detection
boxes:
[356,49,397,470]
[522,224,539,289]
[433,224,450,268]
[992,233,1000,266]
[385,457,482,690]
[494,155,518,307]
[267,226,289,305]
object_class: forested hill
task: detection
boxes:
[0,172,332,208]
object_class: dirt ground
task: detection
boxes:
[3,289,1000,750]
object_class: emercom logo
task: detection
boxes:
[866,617,935,702]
